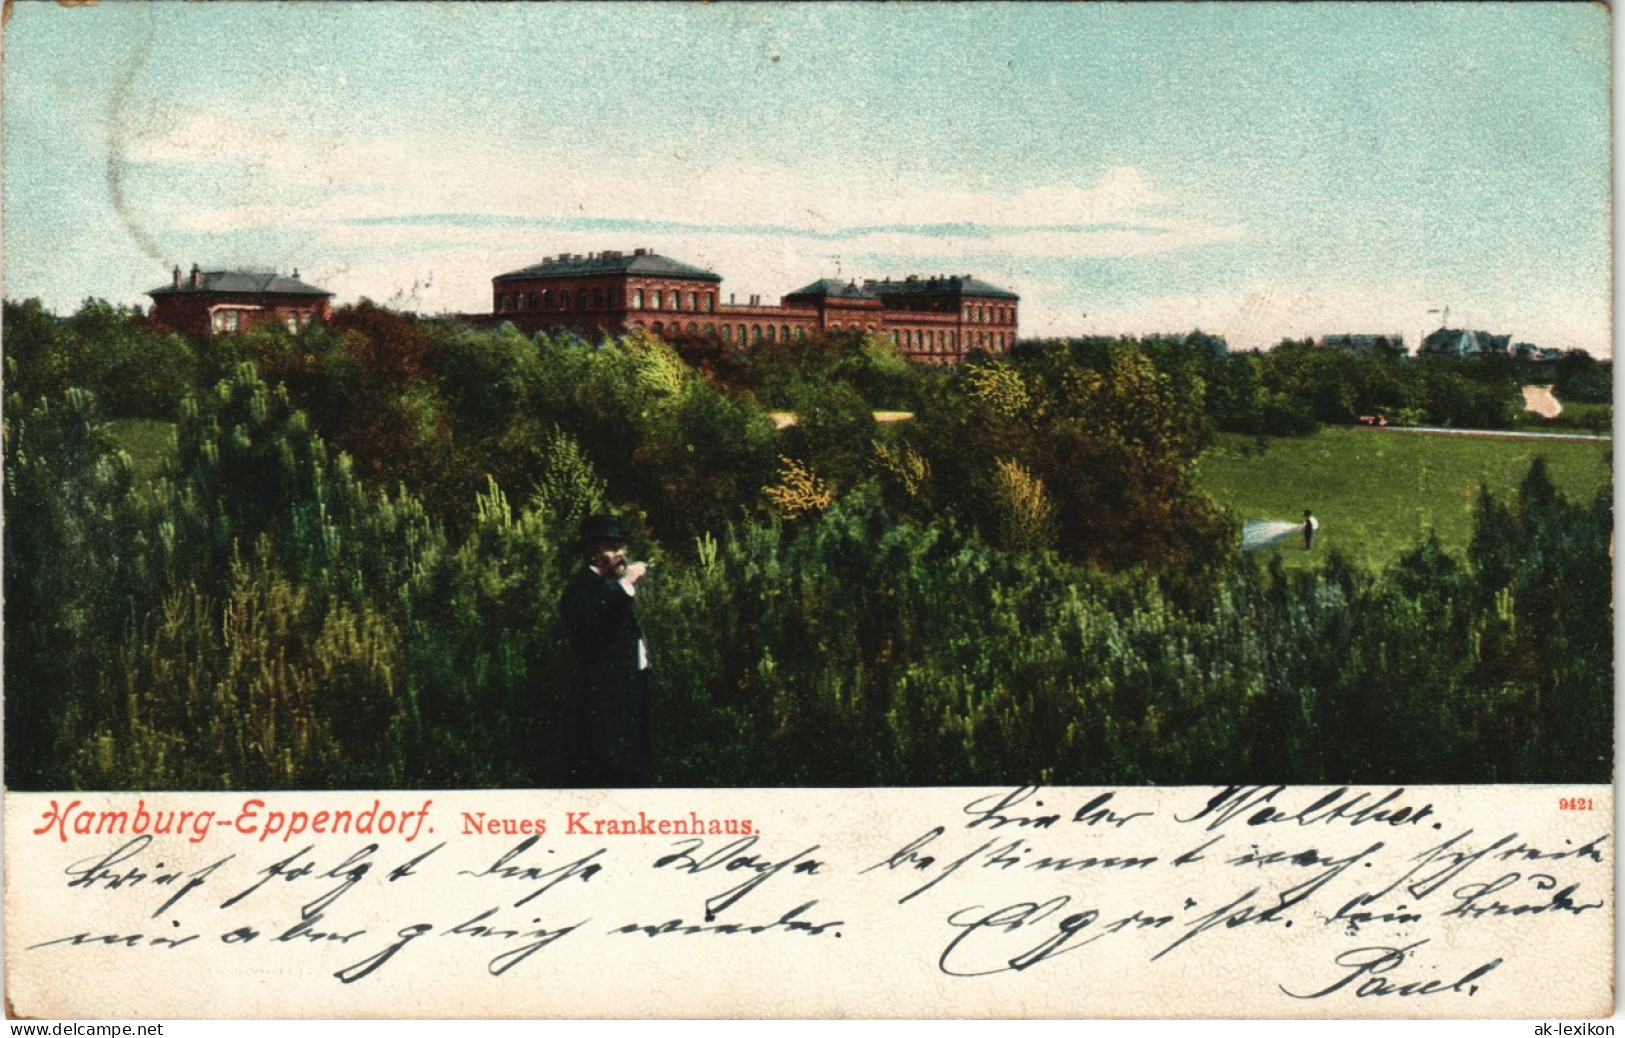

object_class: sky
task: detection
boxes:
[1,2,1613,354]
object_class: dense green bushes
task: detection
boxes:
[647,476,1609,786]
[4,302,1611,788]
[5,388,148,787]
[4,366,1610,787]
[4,299,197,419]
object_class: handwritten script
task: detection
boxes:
[5,786,1611,1018]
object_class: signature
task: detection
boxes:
[1281,940,1502,999]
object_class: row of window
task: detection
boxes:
[961,303,1013,324]
[210,309,315,334]
[499,287,613,313]
[498,286,722,314]
[497,289,1014,333]
[632,288,717,312]
[644,321,805,344]
[897,328,1009,351]
[498,286,1015,325]
[625,320,1007,353]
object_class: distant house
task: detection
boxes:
[1320,333,1406,357]
[147,264,333,336]
[1514,345,1567,362]
[1417,328,1512,359]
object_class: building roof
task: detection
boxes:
[1322,333,1404,353]
[1419,328,1512,357]
[149,269,332,297]
[1419,329,1468,354]
[864,274,1019,300]
[495,249,721,282]
[783,278,879,300]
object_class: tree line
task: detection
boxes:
[3,299,1611,787]
[1017,332,1610,437]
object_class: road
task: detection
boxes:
[1352,425,1610,443]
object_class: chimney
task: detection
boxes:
[190,264,203,289]
[173,265,182,289]
[634,248,648,257]
[291,268,299,280]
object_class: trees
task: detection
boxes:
[5,298,197,419]
[1466,460,1613,780]
[5,298,1607,788]
[905,344,1232,589]
[4,389,145,786]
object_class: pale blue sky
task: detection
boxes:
[2,2,1612,352]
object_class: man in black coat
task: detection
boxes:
[559,515,651,786]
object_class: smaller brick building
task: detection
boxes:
[147,265,333,336]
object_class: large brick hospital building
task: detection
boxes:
[485,249,1019,363]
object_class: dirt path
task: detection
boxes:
[1352,425,1609,443]
[1522,385,1562,418]
[769,411,914,430]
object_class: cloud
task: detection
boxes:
[129,116,1606,355]
[122,117,1242,283]
[125,112,296,168]
[825,223,1245,260]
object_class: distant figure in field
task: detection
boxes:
[1303,509,1319,550]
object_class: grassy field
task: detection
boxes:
[107,418,177,485]
[1198,428,1613,571]
[1513,401,1613,435]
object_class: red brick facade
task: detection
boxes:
[147,265,333,337]
[482,249,1019,364]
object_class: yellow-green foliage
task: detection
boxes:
[964,361,1031,419]
[530,426,607,529]
[873,438,930,501]
[85,543,403,789]
[991,456,1056,554]
[763,455,835,519]
[1087,346,1205,455]
[860,333,912,379]
[619,329,691,398]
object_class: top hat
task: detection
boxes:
[576,514,627,549]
